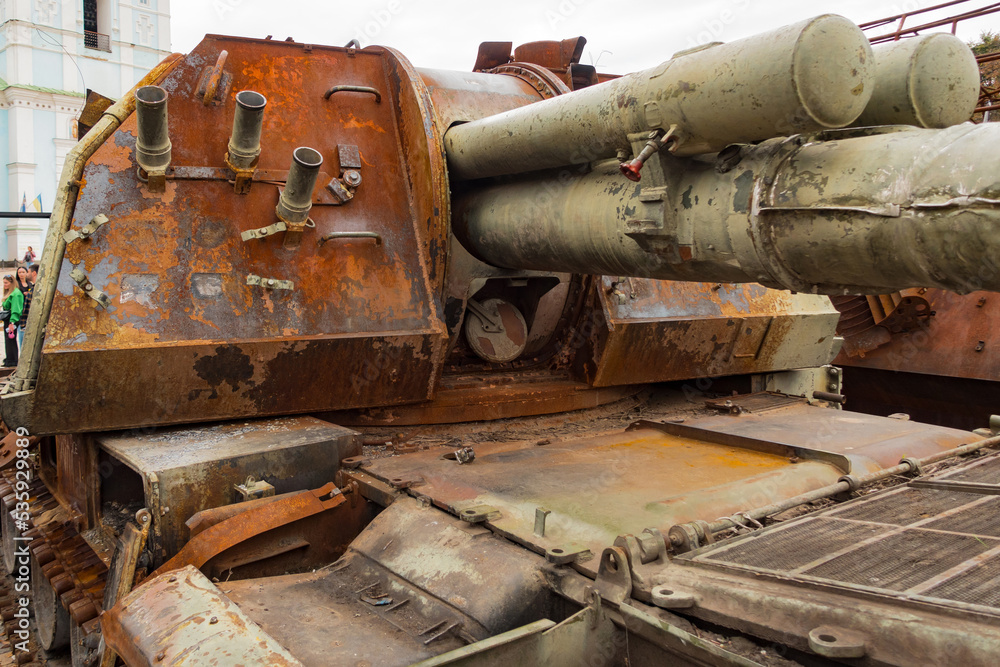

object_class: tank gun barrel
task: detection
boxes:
[449,16,1000,296]
[453,122,1000,296]
[444,15,875,181]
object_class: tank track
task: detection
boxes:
[0,470,106,662]
[0,574,45,666]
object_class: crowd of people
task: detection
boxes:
[1,260,37,368]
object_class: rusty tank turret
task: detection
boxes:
[1,14,1000,667]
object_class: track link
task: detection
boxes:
[0,470,106,661]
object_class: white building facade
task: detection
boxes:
[0,0,171,260]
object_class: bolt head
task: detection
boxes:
[267,279,276,287]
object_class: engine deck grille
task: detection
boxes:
[803,528,998,591]
[684,452,1000,614]
[825,487,982,525]
[924,558,1000,608]
[936,455,1000,484]
[708,518,889,572]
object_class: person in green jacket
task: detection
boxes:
[2,274,23,367]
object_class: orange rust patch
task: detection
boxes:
[342,113,387,133]
[89,129,133,172]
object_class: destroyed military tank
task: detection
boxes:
[1,13,1000,666]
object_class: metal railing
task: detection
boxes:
[860,0,1000,42]
[84,30,111,53]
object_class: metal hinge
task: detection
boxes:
[241,219,315,243]
[70,268,112,308]
[241,220,286,241]
[63,214,109,244]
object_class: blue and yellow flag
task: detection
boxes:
[30,194,41,212]
[18,194,26,213]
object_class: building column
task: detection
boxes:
[5,161,41,262]
[6,94,39,261]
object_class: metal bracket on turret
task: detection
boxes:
[240,218,316,243]
[246,274,294,291]
[63,214,109,244]
[622,136,695,264]
[241,220,287,241]
[324,144,364,203]
[69,268,112,309]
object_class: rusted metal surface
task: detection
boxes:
[833,285,1000,426]
[332,374,635,426]
[16,20,994,442]
[77,90,115,139]
[97,416,359,563]
[150,483,345,579]
[836,289,1000,381]
[103,565,303,667]
[176,447,1000,667]
[472,42,513,72]
[512,38,586,74]
[359,404,973,579]
[97,509,150,667]
[586,279,841,387]
[52,434,98,531]
[831,289,933,357]
[23,36,451,434]
[32,549,71,653]
[216,497,766,667]
[472,38,609,91]
[632,417,853,474]
[217,498,552,665]
[0,431,33,471]
[183,486,378,581]
[417,67,548,128]
[3,54,185,416]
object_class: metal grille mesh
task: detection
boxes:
[826,487,980,525]
[688,476,1000,611]
[939,456,1000,484]
[802,529,998,591]
[924,556,1000,608]
[699,518,889,571]
[923,496,1000,537]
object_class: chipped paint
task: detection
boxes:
[28,37,450,433]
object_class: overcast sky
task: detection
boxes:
[169,0,997,73]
